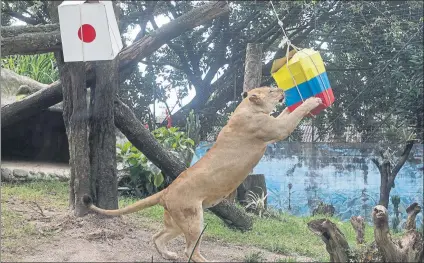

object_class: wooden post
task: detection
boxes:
[243,43,263,92]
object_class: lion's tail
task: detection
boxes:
[82,191,163,216]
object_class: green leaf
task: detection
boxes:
[128,158,138,166]
[130,146,139,153]
[153,172,164,187]
[186,139,195,146]
[122,141,132,153]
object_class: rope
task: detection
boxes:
[79,5,85,62]
[269,0,332,117]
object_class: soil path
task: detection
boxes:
[2,199,312,262]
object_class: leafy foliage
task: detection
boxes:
[1,54,58,84]
[117,141,165,197]
[116,127,195,197]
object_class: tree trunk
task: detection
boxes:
[371,140,414,208]
[1,1,229,128]
[57,58,91,216]
[89,59,119,210]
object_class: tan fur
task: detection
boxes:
[84,87,322,262]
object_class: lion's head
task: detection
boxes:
[242,86,284,114]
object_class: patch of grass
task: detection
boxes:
[275,257,297,262]
[127,204,375,261]
[1,205,36,254]
[244,251,265,262]
[1,181,68,256]
[1,181,68,208]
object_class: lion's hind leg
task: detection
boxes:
[170,203,208,262]
[152,209,182,260]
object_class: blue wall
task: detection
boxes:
[190,141,423,226]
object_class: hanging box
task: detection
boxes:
[270,48,335,115]
[58,0,123,62]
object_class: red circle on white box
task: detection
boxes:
[78,24,96,43]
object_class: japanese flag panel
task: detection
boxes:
[58,1,122,62]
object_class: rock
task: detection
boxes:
[1,168,14,181]
[38,171,46,179]
[57,173,69,182]
[13,169,29,178]
[16,85,32,95]
[28,171,38,180]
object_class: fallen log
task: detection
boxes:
[1,81,62,127]
[1,1,229,128]
[1,68,48,96]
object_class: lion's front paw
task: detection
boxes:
[303,97,322,109]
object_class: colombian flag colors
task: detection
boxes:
[271,48,335,115]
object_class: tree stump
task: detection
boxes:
[350,215,365,244]
[308,203,423,262]
[236,174,267,210]
[307,219,351,262]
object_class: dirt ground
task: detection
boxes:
[1,196,311,262]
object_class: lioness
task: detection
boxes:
[83,87,322,262]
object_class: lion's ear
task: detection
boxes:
[242,91,248,98]
[249,94,262,104]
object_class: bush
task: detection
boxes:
[116,127,195,197]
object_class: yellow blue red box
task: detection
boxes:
[271,48,335,115]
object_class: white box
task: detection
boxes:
[58,0,123,62]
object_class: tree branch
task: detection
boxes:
[118,1,230,81]
[133,1,158,42]
[203,13,230,85]
[1,24,61,56]
[371,158,382,173]
[391,140,414,176]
